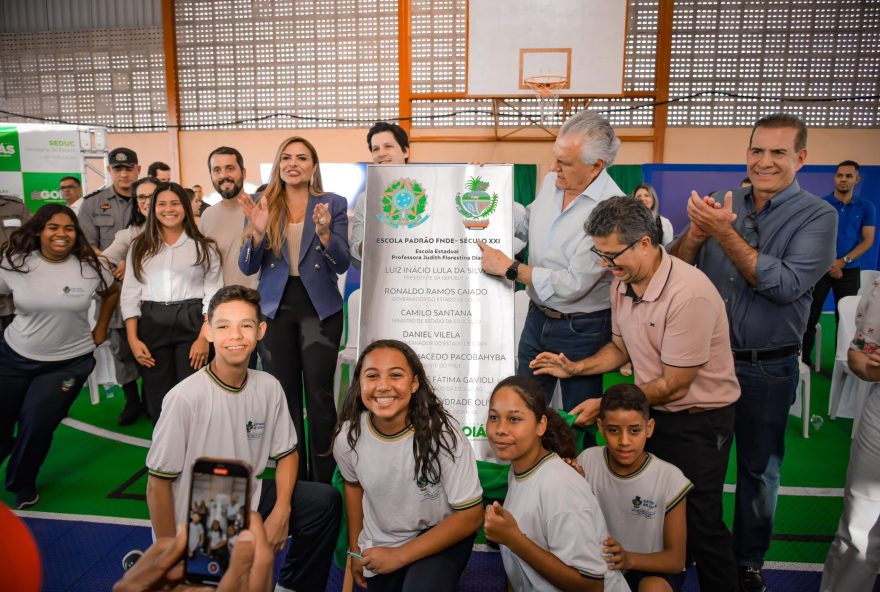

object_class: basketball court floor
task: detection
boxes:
[5,315,880,591]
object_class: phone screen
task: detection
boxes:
[185,459,251,586]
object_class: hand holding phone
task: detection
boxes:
[112,512,272,592]
[185,458,252,586]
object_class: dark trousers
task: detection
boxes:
[517,303,611,411]
[647,404,738,592]
[0,339,95,494]
[138,300,203,423]
[260,277,343,484]
[802,267,860,363]
[366,530,476,592]
[257,478,341,591]
[732,355,800,567]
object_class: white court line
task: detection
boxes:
[15,510,151,528]
[763,561,824,572]
[723,484,844,497]
[61,418,151,448]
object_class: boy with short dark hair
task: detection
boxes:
[145,285,340,591]
[577,384,692,592]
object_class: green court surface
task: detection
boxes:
[2,314,855,567]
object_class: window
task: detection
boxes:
[668,0,880,127]
[175,0,399,129]
[0,28,167,131]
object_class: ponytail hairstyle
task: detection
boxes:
[330,339,458,485]
[130,182,217,283]
[0,203,109,292]
[490,375,577,459]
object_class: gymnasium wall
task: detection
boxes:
[107,127,880,191]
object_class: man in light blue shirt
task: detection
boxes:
[479,111,623,413]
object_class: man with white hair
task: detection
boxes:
[480,111,622,421]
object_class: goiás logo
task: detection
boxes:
[0,143,15,156]
[30,189,68,201]
[461,424,487,438]
[455,176,499,230]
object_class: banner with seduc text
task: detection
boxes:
[360,164,516,461]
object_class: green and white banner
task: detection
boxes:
[0,124,85,212]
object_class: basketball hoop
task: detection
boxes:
[523,75,568,98]
[523,75,568,123]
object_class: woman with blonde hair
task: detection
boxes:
[239,136,349,484]
[633,183,674,247]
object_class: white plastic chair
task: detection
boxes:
[333,289,361,410]
[513,290,530,371]
[86,299,119,404]
[859,269,880,296]
[337,270,348,300]
[813,319,823,372]
[791,361,811,438]
[828,296,870,428]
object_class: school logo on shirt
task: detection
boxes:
[416,475,442,501]
[245,420,265,440]
[377,178,429,229]
[62,286,85,298]
[630,495,658,519]
[455,176,499,230]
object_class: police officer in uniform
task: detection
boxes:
[79,147,144,425]
[0,195,30,330]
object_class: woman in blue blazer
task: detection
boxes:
[239,136,349,484]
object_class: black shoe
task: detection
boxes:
[15,490,39,510]
[739,566,768,592]
[121,549,143,571]
[118,399,144,426]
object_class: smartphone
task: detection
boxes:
[185,457,252,586]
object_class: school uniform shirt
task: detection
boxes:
[208,529,226,549]
[0,251,112,361]
[146,366,297,528]
[578,446,692,555]
[188,522,205,553]
[120,233,222,320]
[501,453,628,592]
[333,413,483,559]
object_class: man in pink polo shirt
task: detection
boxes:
[531,195,740,592]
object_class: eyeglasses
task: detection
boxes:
[591,240,639,268]
[741,212,759,249]
[136,194,152,202]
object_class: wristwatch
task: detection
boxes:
[505,260,521,281]
[844,255,853,264]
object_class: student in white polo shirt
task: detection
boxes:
[145,285,341,591]
[485,375,628,592]
[332,339,483,592]
[0,203,117,510]
[578,383,692,592]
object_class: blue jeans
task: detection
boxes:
[517,303,611,412]
[732,354,799,567]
